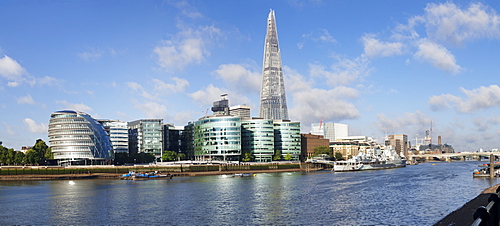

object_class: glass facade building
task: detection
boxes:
[259,9,289,120]
[128,119,163,157]
[241,118,274,162]
[98,120,129,154]
[194,115,241,161]
[274,120,301,160]
[48,110,113,163]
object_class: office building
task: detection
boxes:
[385,134,408,157]
[48,110,113,164]
[241,118,274,162]
[212,94,230,116]
[193,115,242,161]
[230,105,251,118]
[274,120,301,161]
[98,120,129,154]
[128,119,163,158]
[259,9,289,120]
[311,122,349,142]
[301,133,330,160]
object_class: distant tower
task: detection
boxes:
[259,9,289,120]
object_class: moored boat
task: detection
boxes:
[333,148,406,172]
[120,171,173,180]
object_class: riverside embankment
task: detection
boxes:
[0,162,320,180]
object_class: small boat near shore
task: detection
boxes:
[120,171,173,180]
[232,173,256,177]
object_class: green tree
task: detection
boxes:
[25,149,38,165]
[32,139,50,164]
[177,153,186,160]
[284,153,292,161]
[313,146,332,157]
[6,148,15,165]
[44,147,54,159]
[0,145,7,165]
[14,151,25,165]
[273,150,282,161]
[335,152,344,161]
[162,151,178,162]
[241,150,255,162]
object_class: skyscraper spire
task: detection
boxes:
[259,9,289,120]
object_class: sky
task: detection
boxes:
[1,0,500,152]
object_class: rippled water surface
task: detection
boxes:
[0,161,498,225]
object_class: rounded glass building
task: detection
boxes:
[194,115,241,161]
[48,110,112,164]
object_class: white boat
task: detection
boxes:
[333,148,406,172]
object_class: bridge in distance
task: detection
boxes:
[409,152,500,160]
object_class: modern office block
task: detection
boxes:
[311,122,349,142]
[230,105,251,118]
[193,115,242,161]
[274,120,301,160]
[98,120,129,154]
[241,118,274,162]
[128,119,163,157]
[48,110,113,164]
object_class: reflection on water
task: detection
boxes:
[0,161,497,225]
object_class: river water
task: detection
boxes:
[0,161,498,225]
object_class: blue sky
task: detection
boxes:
[1,0,500,151]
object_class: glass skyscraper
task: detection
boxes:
[128,119,163,157]
[259,9,289,120]
[48,110,113,164]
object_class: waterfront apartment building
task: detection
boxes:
[194,115,242,161]
[311,122,349,142]
[300,133,330,161]
[274,120,301,161]
[48,110,113,165]
[128,119,163,158]
[98,120,129,154]
[241,118,274,162]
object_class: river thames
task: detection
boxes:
[0,161,498,225]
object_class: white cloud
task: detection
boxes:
[17,94,35,105]
[134,101,168,119]
[56,100,93,113]
[423,2,500,45]
[78,50,102,61]
[428,85,500,113]
[376,111,432,135]
[23,118,47,134]
[154,25,221,72]
[152,77,189,93]
[126,82,143,91]
[414,39,462,73]
[0,55,25,80]
[190,84,228,107]
[289,87,360,129]
[213,64,261,93]
[362,34,404,58]
[309,54,372,86]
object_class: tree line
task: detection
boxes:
[0,139,53,166]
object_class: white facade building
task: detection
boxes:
[311,122,349,142]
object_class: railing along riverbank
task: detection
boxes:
[472,186,500,226]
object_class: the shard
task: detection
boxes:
[259,9,289,120]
